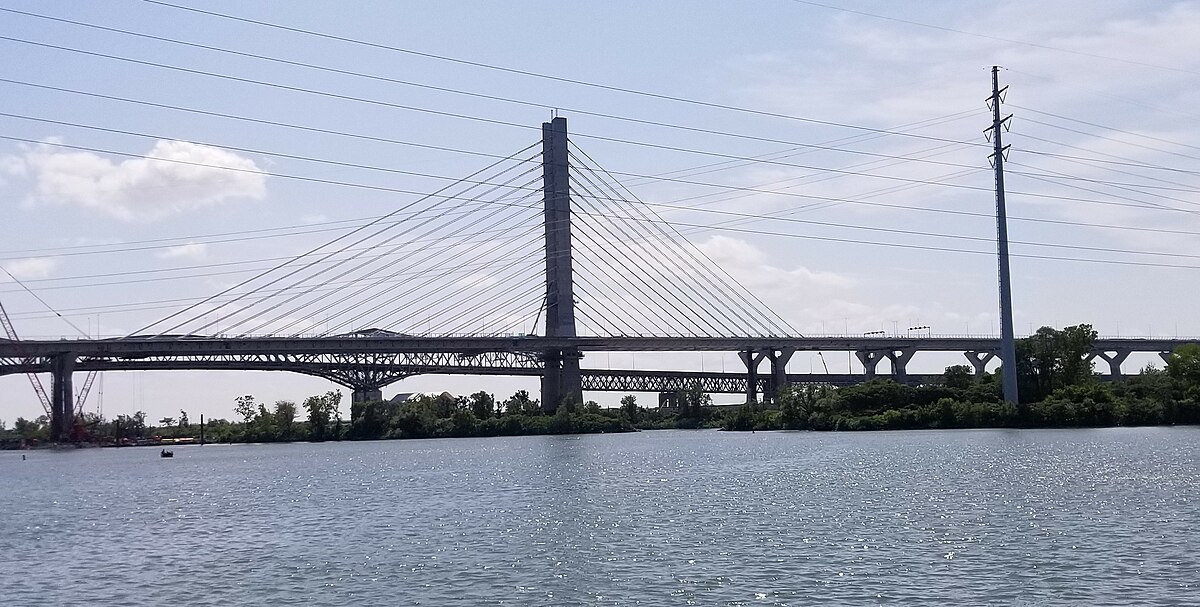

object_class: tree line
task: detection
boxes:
[4,324,1198,446]
[716,325,1200,432]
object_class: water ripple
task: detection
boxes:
[1,428,1197,605]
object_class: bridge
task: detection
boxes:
[2,118,1196,440]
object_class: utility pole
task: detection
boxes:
[988,66,1019,405]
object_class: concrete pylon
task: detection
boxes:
[541,117,582,411]
[50,353,76,442]
[855,350,882,378]
[739,349,767,404]
[884,347,916,383]
[964,350,998,377]
[1088,349,1131,379]
[766,348,795,402]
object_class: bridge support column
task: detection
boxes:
[50,353,76,442]
[964,350,998,378]
[766,347,795,403]
[884,348,916,384]
[1088,349,1131,379]
[540,116,582,412]
[351,387,383,405]
[739,349,767,404]
[855,350,883,378]
[542,350,583,411]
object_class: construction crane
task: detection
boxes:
[0,298,51,416]
[0,298,98,419]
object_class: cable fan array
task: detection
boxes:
[566,140,798,338]
[134,144,549,338]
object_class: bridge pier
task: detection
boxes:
[1088,349,1131,379]
[739,349,767,404]
[766,347,795,402]
[855,350,883,378]
[856,348,916,383]
[50,353,76,442]
[542,349,583,411]
[964,350,998,378]
[351,387,383,405]
[884,347,916,383]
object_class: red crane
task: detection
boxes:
[0,299,98,419]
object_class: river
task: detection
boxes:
[1,427,1196,605]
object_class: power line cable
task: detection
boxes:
[134,0,1010,140]
[785,1,1200,76]
[133,141,539,336]
[0,9,998,167]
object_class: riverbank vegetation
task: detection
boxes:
[0,389,635,448]
[3,325,1197,447]
[713,325,1200,432]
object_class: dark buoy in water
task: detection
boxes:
[21,454,26,460]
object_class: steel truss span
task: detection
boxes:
[0,335,1192,359]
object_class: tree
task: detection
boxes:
[273,400,297,440]
[234,395,257,424]
[1166,343,1200,386]
[942,365,975,390]
[178,410,189,429]
[503,390,538,415]
[1016,324,1098,403]
[159,417,175,427]
[677,383,711,418]
[14,417,41,441]
[469,391,495,420]
[304,390,342,441]
[620,395,639,423]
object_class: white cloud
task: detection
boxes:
[698,234,853,289]
[1,257,57,282]
[10,139,267,221]
[157,242,209,260]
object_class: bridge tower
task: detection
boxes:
[50,353,76,442]
[541,117,583,410]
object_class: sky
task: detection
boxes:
[2,0,1200,423]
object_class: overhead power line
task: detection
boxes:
[786,1,1200,77]
[132,0,1001,140]
[0,8,993,161]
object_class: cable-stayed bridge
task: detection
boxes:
[1,118,1195,441]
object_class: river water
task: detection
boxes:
[1,427,1196,606]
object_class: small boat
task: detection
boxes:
[160,449,174,458]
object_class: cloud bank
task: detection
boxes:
[5,139,267,221]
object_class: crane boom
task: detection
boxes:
[0,299,52,416]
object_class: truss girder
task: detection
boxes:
[2,336,1195,359]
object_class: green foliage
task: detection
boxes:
[1015,324,1097,403]
[1166,343,1200,385]
[469,391,496,420]
[503,390,539,415]
[273,401,296,440]
[304,391,342,441]
[620,394,640,423]
[721,404,777,431]
[942,365,975,390]
[676,382,712,418]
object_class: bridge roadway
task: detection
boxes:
[1,334,1191,358]
[0,333,1189,394]
[2,335,1191,440]
[0,335,1190,384]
